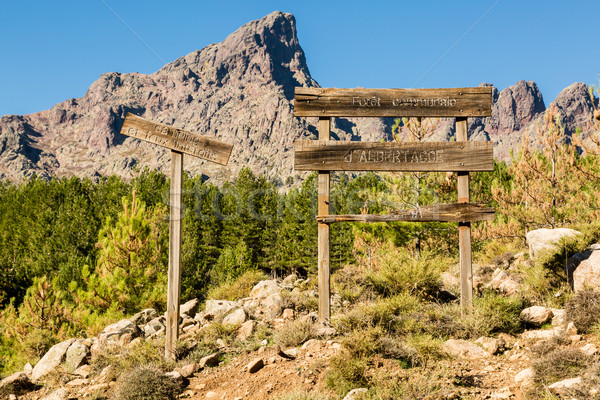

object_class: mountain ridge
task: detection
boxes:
[0,11,597,183]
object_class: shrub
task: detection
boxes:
[273,319,314,348]
[112,364,182,400]
[468,291,524,336]
[565,289,600,333]
[365,368,453,400]
[325,350,370,396]
[91,339,173,378]
[206,269,268,301]
[365,246,442,299]
[532,347,591,386]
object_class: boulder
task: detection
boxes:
[581,343,598,356]
[247,358,264,373]
[204,300,239,318]
[98,319,142,347]
[249,280,280,299]
[223,308,247,326]
[526,228,581,259]
[521,306,553,327]
[0,371,37,396]
[180,298,201,318]
[64,340,90,372]
[567,247,600,291]
[475,337,506,355]
[548,376,582,392]
[343,388,368,400]
[199,352,220,368]
[514,367,535,388]
[443,339,489,359]
[31,338,75,382]
[237,320,256,341]
[42,388,69,400]
[130,308,158,325]
[144,316,166,338]
[550,308,565,326]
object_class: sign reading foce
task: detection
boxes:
[120,113,232,165]
[294,87,492,117]
[294,140,493,172]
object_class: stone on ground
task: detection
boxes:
[526,228,581,259]
[443,339,490,359]
[31,338,76,382]
[520,306,553,327]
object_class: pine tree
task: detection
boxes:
[75,192,168,314]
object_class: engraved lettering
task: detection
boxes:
[352,96,381,107]
[391,97,458,107]
[344,150,353,162]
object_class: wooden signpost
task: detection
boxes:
[120,113,233,360]
[293,87,493,320]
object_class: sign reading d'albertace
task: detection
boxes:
[294,141,493,172]
[120,113,232,361]
[294,87,492,118]
[121,113,232,165]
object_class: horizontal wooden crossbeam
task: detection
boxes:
[316,203,495,224]
[294,87,492,118]
[295,140,493,172]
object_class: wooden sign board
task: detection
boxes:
[317,203,495,224]
[120,113,233,165]
[294,140,493,172]
[294,87,492,118]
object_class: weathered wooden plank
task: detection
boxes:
[165,150,183,361]
[316,203,494,224]
[456,117,473,316]
[294,87,492,117]
[120,113,233,165]
[317,117,331,323]
[294,140,493,172]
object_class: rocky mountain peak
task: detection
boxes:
[551,82,596,134]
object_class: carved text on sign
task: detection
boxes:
[343,149,443,163]
[126,126,217,161]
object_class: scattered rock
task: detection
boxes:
[550,308,565,326]
[42,388,69,400]
[247,358,265,373]
[0,371,36,396]
[526,228,581,259]
[475,337,507,355]
[343,388,368,400]
[23,363,33,377]
[206,391,219,398]
[443,339,490,359]
[237,320,256,341]
[223,308,247,326]
[98,319,142,348]
[65,340,90,372]
[282,308,295,320]
[548,376,582,392]
[94,365,115,384]
[31,338,76,382]
[73,364,91,379]
[66,378,89,387]
[144,316,166,337]
[175,363,200,378]
[521,306,553,327]
[314,323,337,337]
[566,321,578,336]
[581,343,598,356]
[130,308,158,325]
[514,368,535,388]
[521,329,560,340]
[491,386,514,399]
[204,300,239,318]
[165,370,186,385]
[276,345,296,360]
[180,298,201,318]
[199,352,220,368]
[567,247,600,291]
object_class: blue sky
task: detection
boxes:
[1,1,598,117]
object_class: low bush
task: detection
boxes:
[273,319,314,348]
[206,269,268,301]
[468,291,524,336]
[365,246,443,299]
[565,289,600,333]
[112,364,182,400]
[325,350,370,396]
[532,347,591,386]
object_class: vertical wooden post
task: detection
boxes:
[456,117,473,316]
[165,150,183,360]
[317,117,331,323]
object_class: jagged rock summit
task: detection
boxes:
[0,11,323,182]
[0,12,598,182]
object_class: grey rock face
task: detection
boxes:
[31,339,76,382]
[526,228,581,259]
[567,247,600,291]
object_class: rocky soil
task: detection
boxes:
[4,230,600,400]
[0,12,598,183]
